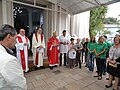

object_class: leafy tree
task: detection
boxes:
[104,17,118,24]
[116,29,120,34]
[89,6,108,37]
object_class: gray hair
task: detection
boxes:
[0,24,17,41]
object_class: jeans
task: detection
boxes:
[88,53,94,71]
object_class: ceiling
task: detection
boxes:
[13,0,120,15]
[47,0,120,15]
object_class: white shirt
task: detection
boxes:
[0,45,27,90]
[59,35,69,53]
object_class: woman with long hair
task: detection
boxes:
[87,36,96,72]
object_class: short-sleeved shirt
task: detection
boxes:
[95,43,107,59]
[59,35,69,53]
[104,41,112,50]
[87,42,96,54]
[109,46,120,60]
[75,43,83,53]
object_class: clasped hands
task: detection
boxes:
[37,45,43,48]
[107,58,116,65]
[52,43,59,46]
[24,42,29,46]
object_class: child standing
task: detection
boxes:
[68,38,76,69]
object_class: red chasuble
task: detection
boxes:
[17,36,28,70]
[47,37,59,66]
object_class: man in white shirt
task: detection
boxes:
[0,24,27,90]
[59,30,69,66]
[16,29,30,72]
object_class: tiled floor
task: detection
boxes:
[25,64,119,90]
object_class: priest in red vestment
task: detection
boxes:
[47,31,59,70]
[16,29,30,72]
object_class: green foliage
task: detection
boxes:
[89,6,108,37]
[101,29,111,35]
[116,29,120,34]
[104,17,118,24]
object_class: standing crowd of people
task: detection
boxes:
[0,24,120,90]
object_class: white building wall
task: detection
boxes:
[73,11,90,39]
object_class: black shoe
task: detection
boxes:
[98,77,102,80]
[64,64,67,66]
[79,66,81,69]
[40,66,45,69]
[85,64,87,67]
[35,66,38,70]
[59,64,62,66]
[75,64,78,67]
[94,75,99,77]
[50,66,53,70]
[54,65,57,67]
[103,72,106,75]
[105,84,112,88]
[106,77,109,80]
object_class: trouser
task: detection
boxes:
[76,52,81,68]
[96,58,104,77]
[88,53,94,71]
[85,51,88,65]
[60,53,67,65]
[69,59,75,67]
[103,58,107,73]
[81,50,84,63]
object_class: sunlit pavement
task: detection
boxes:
[25,61,120,90]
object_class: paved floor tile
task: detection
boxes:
[65,82,80,90]
[25,65,120,90]
[27,83,34,90]
[43,77,56,84]
[34,74,46,80]
[53,80,67,88]
[63,76,75,84]
[41,83,58,90]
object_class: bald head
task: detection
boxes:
[19,29,25,36]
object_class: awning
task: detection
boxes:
[48,0,120,15]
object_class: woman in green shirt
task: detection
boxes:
[94,36,107,80]
[87,36,96,72]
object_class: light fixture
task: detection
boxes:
[13,6,23,18]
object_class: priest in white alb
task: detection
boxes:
[16,29,30,72]
[32,27,45,68]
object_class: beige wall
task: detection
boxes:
[0,1,3,26]
[7,1,14,26]
[0,0,13,26]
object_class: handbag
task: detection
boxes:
[109,62,117,68]
[68,50,76,59]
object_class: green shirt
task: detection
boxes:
[87,42,96,53]
[104,41,111,49]
[95,43,107,59]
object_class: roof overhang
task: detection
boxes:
[13,0,120,15]
[47,0,120,15]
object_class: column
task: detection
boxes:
[28,9,33,35]
[0,1,3,26]
[2,0,7,24]
[43,9,48,57]
[54,4,57,31]
[70,15,74,36]
[59,6,61,35]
